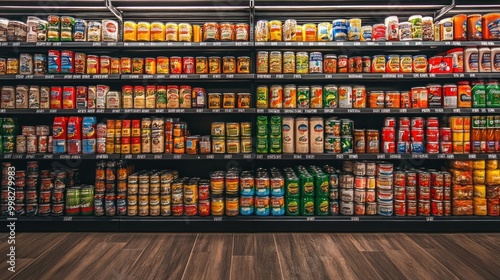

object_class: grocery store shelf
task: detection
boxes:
[254,73,497,80]
[255,108,500,114]
[254,41,500,48]
[121,74,254,80]
[1,153,497,161]
[2,216,499,232]
[123,42,253,48]
[0,108,256,114]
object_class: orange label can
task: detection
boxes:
[453,14,467,41]
[385,91,400,108]
[352,86,367,108]
[369,91,385,108]
[156,57,169,74]
[121,57,132,74]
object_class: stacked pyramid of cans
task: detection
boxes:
[210,122,253,154]
[449,160,500,216]
[382,117,442,154]
[395,169,452,217]
[94,161,133,216]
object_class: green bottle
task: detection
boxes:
[472,80,486,108]
[486,80,500,108]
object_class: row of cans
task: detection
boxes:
[0,17,118,42]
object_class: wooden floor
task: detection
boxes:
[1,233,499,280]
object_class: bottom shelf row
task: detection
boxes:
[2,158,500,218]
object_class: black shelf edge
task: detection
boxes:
[254,73,497,80]
[0,42,121,48]
[0,108,256,114]
[255,108,500,114]
[1,153,497,160]
[121,74,254,80]
[254,41,500,48]
[2,216,499,232]
[0,74,120,80]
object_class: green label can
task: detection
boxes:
[256,137,268,154]
[472,82,486,108]
[496,116,500,128]
[486,82,500,107]
[270,116,282,136]
[323,85,338,108]
[316,197,329,216]
[80,185,95,216]
[479,116,487,129]
[66,186,81,216]
[1,118,18,135]
[341,136,353,153]
[257,123,268,137]
[269,136,282,154]
[301,197,315,216]
[472,116,481,129]
[2,136,15,153]
[487,116,495,128]
[341,119,353,136]
[256,86,269,109]
[315,173,329,198]
[286,197,300,216]
[301,175,315,197]
[297,86,310,108]
[286,177,300,197]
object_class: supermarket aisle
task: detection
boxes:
[1,233,500,280]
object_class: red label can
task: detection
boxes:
[443,84,458,108]
[393,172,406,187]
[50,86,63,109]
[172,204,184,216]
[394,200,406,216]
[431,200,443,216]
[444,200,452,216]
[426,142,439,153]
[199,183,210,200]
[382,127,395,142]
[444,187,451,200]
[426,117,440,128]
[399,117,410,128]
[182,57,195,74]
[431,172,444,187]
[184,205,197,216]
[100,56,111,74]
[426,84,442,107]
[418,200,431,216]
[199,200,210,216]
[382,141,395,153]
[426,128,439,142]
[411,129,424,142]
[394,186,406,200]
[419,186,431,200]
[62,86,76,109]
[170,56,182,74]
[431,186,444,200]
[406,171,417,187]
[384,117,396,127]
[407,200,417,216]
[400,91,411,108]
[440,127,452,141]
[411,117,425,129]
[75,52,86,74]
[418,172,430,187]
[38,136,48,153]
[398,128,410,141]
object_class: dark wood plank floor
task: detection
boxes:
[2,233,499,280]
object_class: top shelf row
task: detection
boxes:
[1,41,499,48]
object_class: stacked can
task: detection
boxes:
[449,116,471,154]
[417,170,431,216]
[210,171,225,216]
[339,166,354,216]
[393,170,407,216]
[255,169,271,216]
[269,117,282,154]
[269,168,285,216]
[450,160,474,215]
[0,118,17,154]
[310,166,329,215]
[256,116,269,154]
[425,117,441,154]
[324,118,341,154]
[323,165,340,215]
[160,171,174,216]
[470,116,500,153]
[484,160,500,216]
[295,166,315,216]
[65,185,95,216]
[16,125,48,154]
[81,117,97,154]
[354,162,377,215]
[469,160,500,216]
[340,119,354,153]
[239,171,255,216]
[184,178,199,216]
[376,162,394,216]
[284,168,300,216]
[224,168,239,217]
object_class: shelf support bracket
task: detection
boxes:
[105,0,123,41]
[434,0,456,22]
